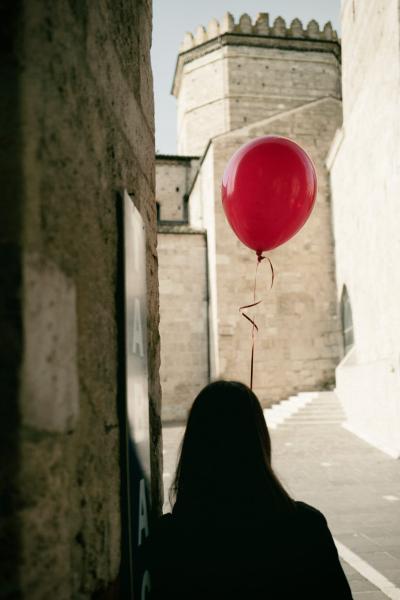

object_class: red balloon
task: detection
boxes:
[221,136,317,254]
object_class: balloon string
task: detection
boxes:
[239,252,274,389]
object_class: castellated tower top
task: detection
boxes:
[173,12,341,155]
[179,13,338,54]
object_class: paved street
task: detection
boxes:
[162,392,400,599]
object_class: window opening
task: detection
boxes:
[341,286,354,354]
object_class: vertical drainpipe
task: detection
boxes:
[183,159,190,223]
[204,231,211,383]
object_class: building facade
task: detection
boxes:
[1,2,162,597]
[328,0,400,458]
[158,2,400,461]
[157,13,343,420]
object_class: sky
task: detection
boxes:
[151,0,341,154]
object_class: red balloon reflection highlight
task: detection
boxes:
[221,136,317,254]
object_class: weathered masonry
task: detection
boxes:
[1,2,161,598]
[157,13,342,421]
[327,0,400,459]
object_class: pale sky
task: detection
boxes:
[152,0,341,154]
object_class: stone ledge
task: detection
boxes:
[156,154,200,163]
[158,223,205,234]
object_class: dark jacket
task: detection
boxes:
[145,501,353,599]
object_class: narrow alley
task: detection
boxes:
[163,392,400,599]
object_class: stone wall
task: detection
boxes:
[158,229,208,420]
[1,1,161,598]
[173,13,340,155]
[157,14,343,411]
[175,46,229,156]
[226,45,341,132]
[156,156,199,222]
[202,97,342,406]
[328,0,400,457]
[189,146,220,379]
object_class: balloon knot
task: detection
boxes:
[257,252,265,263]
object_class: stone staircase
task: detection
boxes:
[263,391,346,430]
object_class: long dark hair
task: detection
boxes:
[170,380,294,518]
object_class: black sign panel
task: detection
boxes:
[123,191,151,599]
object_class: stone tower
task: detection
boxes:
[173,13,340,155]
[157,13,343,420]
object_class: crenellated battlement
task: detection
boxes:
[180,12,338,52]
[173,10,341,155]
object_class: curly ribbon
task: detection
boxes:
[239,252,275,390]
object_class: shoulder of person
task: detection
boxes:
[156,512,174,525]
[295,500,328,528]
[294,501,340,556]
[151,512,174,537]
[144,513,174,562]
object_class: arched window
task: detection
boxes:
[341,286,354,355]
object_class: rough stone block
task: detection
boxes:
[21,254,79,433]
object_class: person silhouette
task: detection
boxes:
[146,380,353,599]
